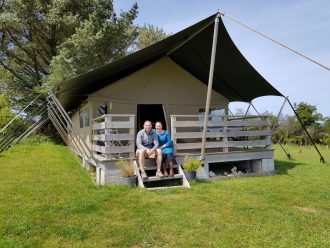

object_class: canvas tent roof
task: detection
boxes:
[57,12,283,111]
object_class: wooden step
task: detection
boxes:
[134,160,191,189]
[142,174,183,182]
[147,185,186,190]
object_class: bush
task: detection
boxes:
[116,160,135,178]
[182,156,203,172]
[20,134,52,145]
[320,135,330,146]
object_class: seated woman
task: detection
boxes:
[155,121,175,177]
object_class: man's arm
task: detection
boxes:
[136,130,146,149]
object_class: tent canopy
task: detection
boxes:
[58,12,283,111]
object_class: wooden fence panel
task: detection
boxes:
[171,115,273,154]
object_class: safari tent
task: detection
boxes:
[51,12,283,188]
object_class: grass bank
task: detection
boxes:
[0,142,329,247]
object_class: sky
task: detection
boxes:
[114,0,330,117]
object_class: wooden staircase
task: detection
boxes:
[134,158,190,189]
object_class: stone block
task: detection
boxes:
[197,160,209,179]
[262,158,275,172]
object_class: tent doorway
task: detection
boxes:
[137,104,167,131]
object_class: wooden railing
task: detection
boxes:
[92,114,272,159]
[171,115,272,154]
[92,114,135,160]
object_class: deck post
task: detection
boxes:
[171,116,177,150]
[201,12,221,160]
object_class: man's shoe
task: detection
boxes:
[156,170,164,178]
[141,171,148,179]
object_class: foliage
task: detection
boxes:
[136,24,168,50]
[324,117,330,133]
[0,67,13,94]
[46,54,77,90]
[271,102,327,145]
[294,102,322,127]
[182,155,203,172]
[116,159,135,177]
[0,93,14,131]
[320,117,330,146]
[49,1,138,88]
[0,143,329,247]
[320,135,330,146]
[20,133,51,144]
[232,107,247,116]
[0,0,139,105]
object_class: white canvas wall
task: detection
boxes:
[70,56,229,151]
[89,56,228,116]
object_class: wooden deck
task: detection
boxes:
[91,114,273,161]
[91,114,275,184]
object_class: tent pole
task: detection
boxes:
[276,97,288,122]
[244,102,252,118]
[272,96,288,133]
[273,96,292,159]
[200,12,221,160]
[162,104,170,134]
[250,102,260,115]
[287,99,325,163]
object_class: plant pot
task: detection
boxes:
[183,170,196,180]
[120,175,137,186]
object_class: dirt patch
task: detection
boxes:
[294,206,317,213]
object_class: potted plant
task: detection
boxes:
[182,156,203,180]
[116,159,137,186]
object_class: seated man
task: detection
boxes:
[136,120,163,179]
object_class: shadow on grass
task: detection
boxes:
[275,159,303,175]
[189,179,211,186]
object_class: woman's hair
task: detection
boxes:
[155,121,162,127]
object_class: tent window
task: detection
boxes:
[97,103,107,117]
[79,106,90,128]
[79,108,84,128]
[84,107,90,127]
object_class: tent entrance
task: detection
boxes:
[137,104,167,130]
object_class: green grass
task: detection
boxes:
[0,142,329,247]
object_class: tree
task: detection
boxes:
[232,108,247,116]
[0,93,14,131]
[136,24,168,50]
[320,117,330,146]
[294,102,322,127]
[323,117,330,134]
[0,0,138,104]
[0,67,13,94]
[49,1,138,87]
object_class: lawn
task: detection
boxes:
[0,141,329,247]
